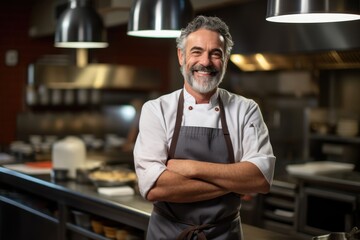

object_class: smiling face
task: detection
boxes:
[178,29,227,96]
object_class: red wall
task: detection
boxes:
[0,2,173,146]
[0,1,59,146]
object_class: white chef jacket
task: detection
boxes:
[133,87,276,198]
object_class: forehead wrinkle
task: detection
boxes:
[187,31,225,52]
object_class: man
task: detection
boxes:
[133,15,276,240]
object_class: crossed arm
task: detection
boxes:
[146,159,270,203]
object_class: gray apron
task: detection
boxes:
[146,91,242,240]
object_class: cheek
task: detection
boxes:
[214,59,224,68]
[185,60,194,71]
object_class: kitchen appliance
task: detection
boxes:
[52,136,86,179]
[299,186,358,236]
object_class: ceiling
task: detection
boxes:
[96,0,251,27]
[97,0,250,13]
[30,0,250,37]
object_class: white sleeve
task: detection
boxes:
[133,101,168,198]
[241,102,276,184]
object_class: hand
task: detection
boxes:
[167,159,196,178]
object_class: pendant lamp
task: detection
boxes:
[266,0,360,23]
[127,0,194,38]
[55,0,108,48]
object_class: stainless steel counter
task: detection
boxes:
[288,170,360,192]
[0,166,308,239]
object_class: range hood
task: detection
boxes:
[28,62,162,90]
[207,0,360,71]
[230,50,360,71]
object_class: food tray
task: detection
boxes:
[88,167,137,187]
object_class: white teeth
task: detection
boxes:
[197,71,210,74]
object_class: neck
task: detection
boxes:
[184,82,216,104]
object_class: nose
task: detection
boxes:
[198,53,212,66]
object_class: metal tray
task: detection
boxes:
[88,166,137,187]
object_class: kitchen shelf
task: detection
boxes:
[309,133,360,144]
[264,210,294,224]
[67,207,145,240]
[67,223,110,240]
[264,196,295,210]
[0,193,60,240]
[67,223,143,240]
[0,195,58,224]
[260,181,299,236]
[0,167,149,240]
[263,219,297,234]
[307,132,360,168]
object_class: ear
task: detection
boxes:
[177,48,184,66]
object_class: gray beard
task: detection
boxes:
[181,66,224,94]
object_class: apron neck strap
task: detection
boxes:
[168,90,184,159]
[218,96,235,163]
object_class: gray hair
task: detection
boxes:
[176,15,234,59]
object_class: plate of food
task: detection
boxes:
[88,167,137,187]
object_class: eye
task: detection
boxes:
[191,50,202,56]
[211,51,223,59]
[189,47,203,57]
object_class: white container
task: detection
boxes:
[52,136,86,179]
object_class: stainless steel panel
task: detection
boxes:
[28,63,161,90]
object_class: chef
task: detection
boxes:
[133,15,276,240]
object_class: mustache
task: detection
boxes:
[191,65,218,74]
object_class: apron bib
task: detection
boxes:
[146,91,242,240]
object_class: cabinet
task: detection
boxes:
[0,194,59,240]
[0,185,61,239]
[0,168,150,240]
[0,167,314,240]
[297,179,359,236]
[260,180,299,236]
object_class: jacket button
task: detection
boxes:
[188,106,193,110]
[215,107,220,112]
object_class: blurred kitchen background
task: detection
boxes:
[0,0,359,238]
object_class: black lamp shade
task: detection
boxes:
[266,0,360,23]
[127,0,194,38]
[55,0,108,48]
